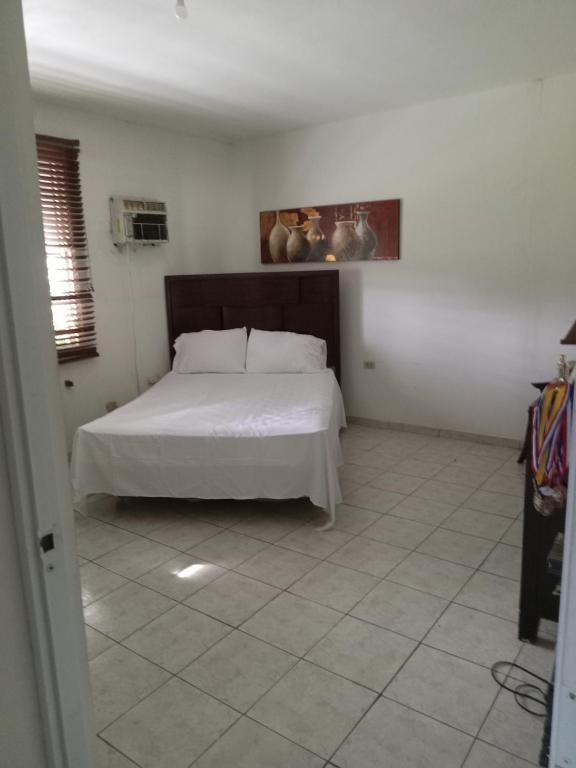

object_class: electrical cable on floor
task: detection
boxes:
[491,661,549,717]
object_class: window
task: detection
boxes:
[36,134,97,363]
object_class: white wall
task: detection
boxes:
[226,76,576,440]
[36,74,576,443]
[34,101,233,443]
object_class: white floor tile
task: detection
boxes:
[455,571,520,622]
[424,604,522,667]
[369,471,424,494]
[194,717,324,768]
[108,506,184,536]
[190,530,268,568]
[332,504,381,534]
[249,660,376,759]
[306,615,416,691]
[351,580,448,640]
[137,554,225,601]
[441,508,511,541]
[433,464,493,488]
[481,472,524,497]
[80,562,127,606]
[84,582,176,641]
[344,486,406,514]
[236,545,320,588]
[339,463,383,485]
[186,572,279,626]
[241,593,341,656]
[147,516,221,550]
[363,514,434,550]
[465,489,522,518]
[180,630,297,712]
[393,457,446,479]
[417,528,495,568]
[76,524,136,560]
[385,645,499,735]
[122,604,230,673]
[388,496,455,525]
[290,562,379,612]
[500,518,523,547]
[231,512,307,543]
[89,645,169,732]
[328,536,409,578]
[463,740,535,768]
[96,737,139,767]
[75,512,102,531]
[94,538,180,580]
[191,501,257,528]
[479,688,544,763]
[333,697,472,768]
[80,445,536,768]
[101,678,238,768]
[85,625,115,660]
[345,450,400,471]
[412,447,466,465]
[278,525,353,559]
[510,638,556,684]
[465,444,517,461]
[387,552,473,600]
[450,453,505,473]
[480,543,522,581]
[412,479,474,506]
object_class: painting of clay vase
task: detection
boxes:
[355,210,378,260]
[331,220,360,261]
[268,210,290,263]
[286,225,310,263]
[306,215,328,261]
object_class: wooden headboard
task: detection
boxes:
[165,271,340,381]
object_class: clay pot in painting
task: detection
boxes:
[268,211,290,263]
[355,210,378,260]
[306,215,328,261]
[331,220,359,261]
[286,225,310,263]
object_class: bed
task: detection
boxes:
[71,271,346,528]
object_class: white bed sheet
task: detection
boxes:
[71,370,346,518]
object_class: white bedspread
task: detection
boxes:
[71,370,346,516]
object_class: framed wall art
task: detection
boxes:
[260,198,400,264]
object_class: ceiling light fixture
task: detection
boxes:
[174,0,188,21]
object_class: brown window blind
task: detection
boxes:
[36,134,97,363]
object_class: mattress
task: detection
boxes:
[71,370,346,521]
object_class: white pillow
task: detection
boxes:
[173,328,247,373]
[246,329,327,373]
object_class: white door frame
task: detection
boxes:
[549,408,576,767]
[0,0,94,765]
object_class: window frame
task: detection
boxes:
[36,134,98,364]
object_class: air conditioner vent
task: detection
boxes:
[110,196,169,246]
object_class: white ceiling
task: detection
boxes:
[22,0,576,141]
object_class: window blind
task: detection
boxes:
[36,134,97,363]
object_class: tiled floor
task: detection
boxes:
[78,426,554,768]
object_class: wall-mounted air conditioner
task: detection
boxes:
[110,197,169,246]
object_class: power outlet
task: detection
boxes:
[363,361,376,370]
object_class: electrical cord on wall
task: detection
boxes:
[126,245,142,395]
[491,660,549,716]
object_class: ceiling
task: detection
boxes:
[22,0,576,141]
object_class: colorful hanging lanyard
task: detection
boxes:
[532,379,573,488]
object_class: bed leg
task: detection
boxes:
[316,507,335,532]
